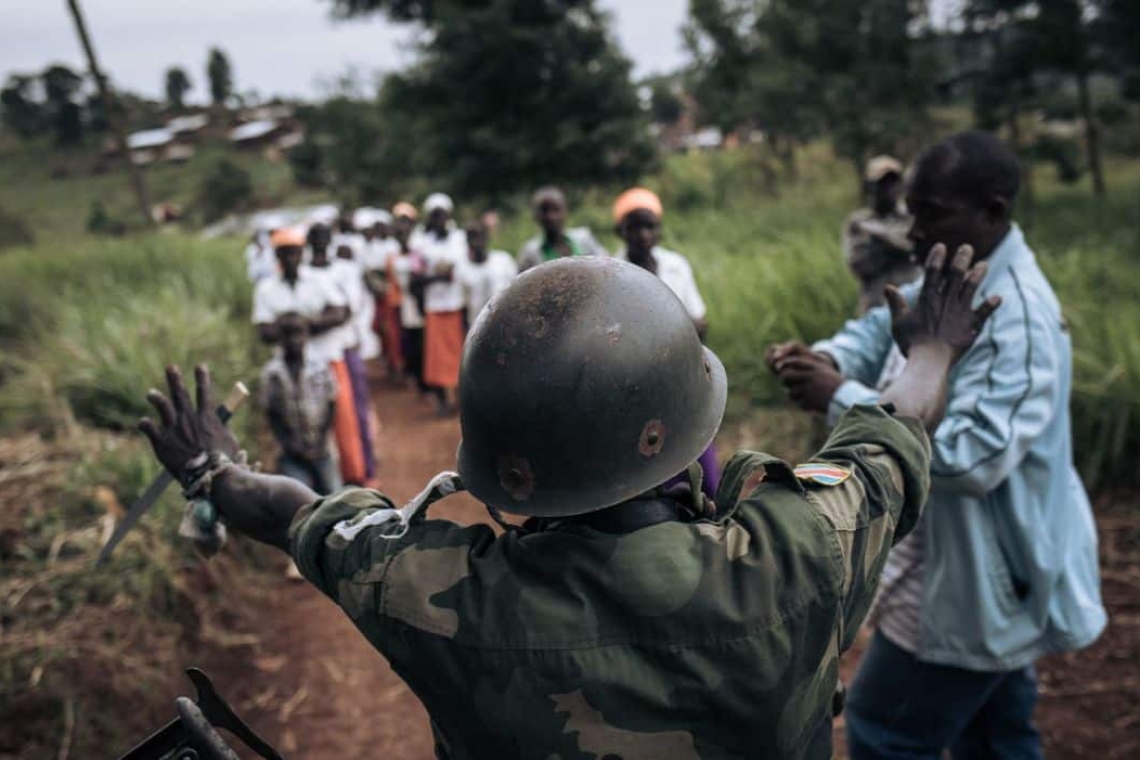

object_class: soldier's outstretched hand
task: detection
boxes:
[138,365,240,484]
[885,243,1001,361]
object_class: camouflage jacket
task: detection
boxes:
[290,405,930,759]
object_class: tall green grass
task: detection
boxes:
[0,232,273,757]
[0,235,263,437]
[1,143,1137,491]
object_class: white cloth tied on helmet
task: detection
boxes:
[332,471,463,542]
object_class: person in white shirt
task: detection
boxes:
[390,205,430,395]
[296,223,371,485]
[411,192,466,415]
[613,187,717,499]
[360,209,399,274]
[331,210,367,262]
[328,237,380,484]
[245,212,291,284]
[333,214,381,363]
[458,220,517,328]
[252,227,350,366]
[613,188,708,340]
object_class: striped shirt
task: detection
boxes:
[866,344,925,653]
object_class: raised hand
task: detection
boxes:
[138,365,240,484]
[885,243,1001,361]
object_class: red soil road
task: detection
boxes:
[219,378,1140,759]
[228,381,482,759]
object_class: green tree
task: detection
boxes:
[1095,0,1140,98]
[1034,0,1105,195]
[206,48,233,107]
[165,66,192,111]
[330,0,655,199]
[0,75,43,138]
[686,0,936,190]
[42,64,85,145]
[196,159,253,222]
[287,135,326,188]
[963,0,1106,196]
[42,64,83,106]
[958,3,1042,213]
[648,81,684,125]
[293,94,391,200]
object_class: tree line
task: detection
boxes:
[0,47,236,146]
[3,0,1137,208]
[293,0,1138,208]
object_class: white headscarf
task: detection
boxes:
[423,193,454,215]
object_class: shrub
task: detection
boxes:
[195,159,254,223]
[0,204,34,250]
[86,201,127,236]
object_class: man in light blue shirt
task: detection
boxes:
[767,131,1105,759]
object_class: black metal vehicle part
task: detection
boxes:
[118,668,282,760]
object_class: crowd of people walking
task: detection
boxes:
[245,185,710,495]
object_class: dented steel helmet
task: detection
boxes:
[457,257,727,517]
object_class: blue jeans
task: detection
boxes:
[846,631,1042,760]
[278,454,342,496]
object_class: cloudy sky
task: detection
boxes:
[0,0,693,101]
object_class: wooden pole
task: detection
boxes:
[65,0,156,228]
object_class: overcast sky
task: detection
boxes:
[0,0,693,101]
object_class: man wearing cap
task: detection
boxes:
[843,155,919,313]
[518,186,609,273]
[613,186,717,498]
[142,237,1000,757]
[412,193,467,415]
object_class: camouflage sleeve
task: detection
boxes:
[288,488,405,603]
[805,404,931,648]
[287,485,501,650]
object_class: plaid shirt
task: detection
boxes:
[259,352,338,460]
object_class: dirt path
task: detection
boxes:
[213,379,1140,759]
[226,380,485,759]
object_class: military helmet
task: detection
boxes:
[457,257,727,517]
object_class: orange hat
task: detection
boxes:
[270,226,306,249]
[392,201,418,221]
[613,187,663,224]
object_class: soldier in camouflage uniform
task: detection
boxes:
[139,246,999,759]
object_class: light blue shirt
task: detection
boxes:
[814,225,1106,671]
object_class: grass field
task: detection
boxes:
[2,134,1138,480]
[0,131,1137,755]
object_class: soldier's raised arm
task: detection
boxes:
[728,243,1001,650]
[878,243,1000,431]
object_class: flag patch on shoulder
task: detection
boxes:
[793,463,852,486]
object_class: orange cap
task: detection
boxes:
[270,226,306,248]
[392,201,418,221]
[613,187,663,224]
